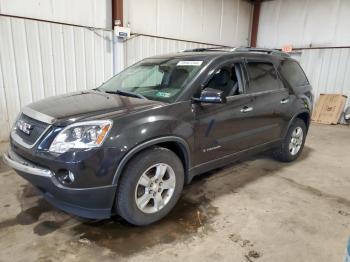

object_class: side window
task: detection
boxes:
[206,64,243,97]
[246,62,281,94]
[279,60,309,87]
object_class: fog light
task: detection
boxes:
[57,170,75,184]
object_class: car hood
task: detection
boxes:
[24,90,165,126]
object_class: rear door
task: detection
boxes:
[242,59,290,144]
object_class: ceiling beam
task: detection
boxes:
[250,0,261,47]
[112,0,123,27]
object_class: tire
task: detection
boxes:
[273,118,307,162]
[116,146,184,226]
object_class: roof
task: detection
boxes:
[183,47,290,57]
[148,51,227,60]
[147,47,290,61]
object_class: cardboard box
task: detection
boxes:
[312,94,348,124]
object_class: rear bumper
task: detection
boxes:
[3,150,117,219]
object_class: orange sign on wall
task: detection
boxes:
[282,45,293,53]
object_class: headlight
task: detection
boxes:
[49,120,113,153]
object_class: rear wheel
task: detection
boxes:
[273,118,307,162]
[116,147,184,226]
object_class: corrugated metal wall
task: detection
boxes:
[124,34,216,67]
[257,0,350,49]
[0,15,114,141]
[124,0,253,47]
[299,48,350,108]
[257,0,350,110]
[0,0,112,29]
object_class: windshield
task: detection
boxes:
[98,58,205,102]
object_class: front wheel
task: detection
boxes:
[116,147,184,226]
[273,118,307,162]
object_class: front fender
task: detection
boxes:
[111,136,191,185]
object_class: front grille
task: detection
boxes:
[15,114,49,145]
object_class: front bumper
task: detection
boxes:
[3,149,117,219]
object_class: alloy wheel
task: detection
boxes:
[289,126,304,155]
[134,163,176,214]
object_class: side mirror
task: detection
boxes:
[193,88,227,104]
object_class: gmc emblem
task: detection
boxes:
[17,120,33,135]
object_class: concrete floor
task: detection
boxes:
[0,123,349,262]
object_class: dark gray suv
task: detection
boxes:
[3,47,313,225]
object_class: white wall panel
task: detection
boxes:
[258,0,350,49]
[11,18,33,106]
[84,29,97,90]
[236,0,253,46]
[25,20,45,101]
[0,15,114,141]
[0,17,21,129]
[62,26,78,93]
[38,22,56,97]
[124,35,216,67]
[299,48,350,108]
[124,0,252,47]
[51,23,67,95]
[103,31,114,80]
[0,0,112,29]
[158,0,184,40]
[0,52,9,139]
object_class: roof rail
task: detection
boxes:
[233,47,291,57]
[181,46,232,52]
[181,46,290,57]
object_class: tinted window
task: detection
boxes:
[280,60,309,87]
[206,64,242,97]
[246,62,281,93]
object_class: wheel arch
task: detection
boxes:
[112,136,191,186]
[295,111,311,130]
[284,110,311,137]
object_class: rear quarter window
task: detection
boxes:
[279,60,309,87]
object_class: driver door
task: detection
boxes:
[193,61,260,166]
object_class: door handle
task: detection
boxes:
[280,98,289,104]
[240,106,253,113]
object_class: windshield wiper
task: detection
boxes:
[104,90,147,100]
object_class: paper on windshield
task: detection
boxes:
[177,61,203,66]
